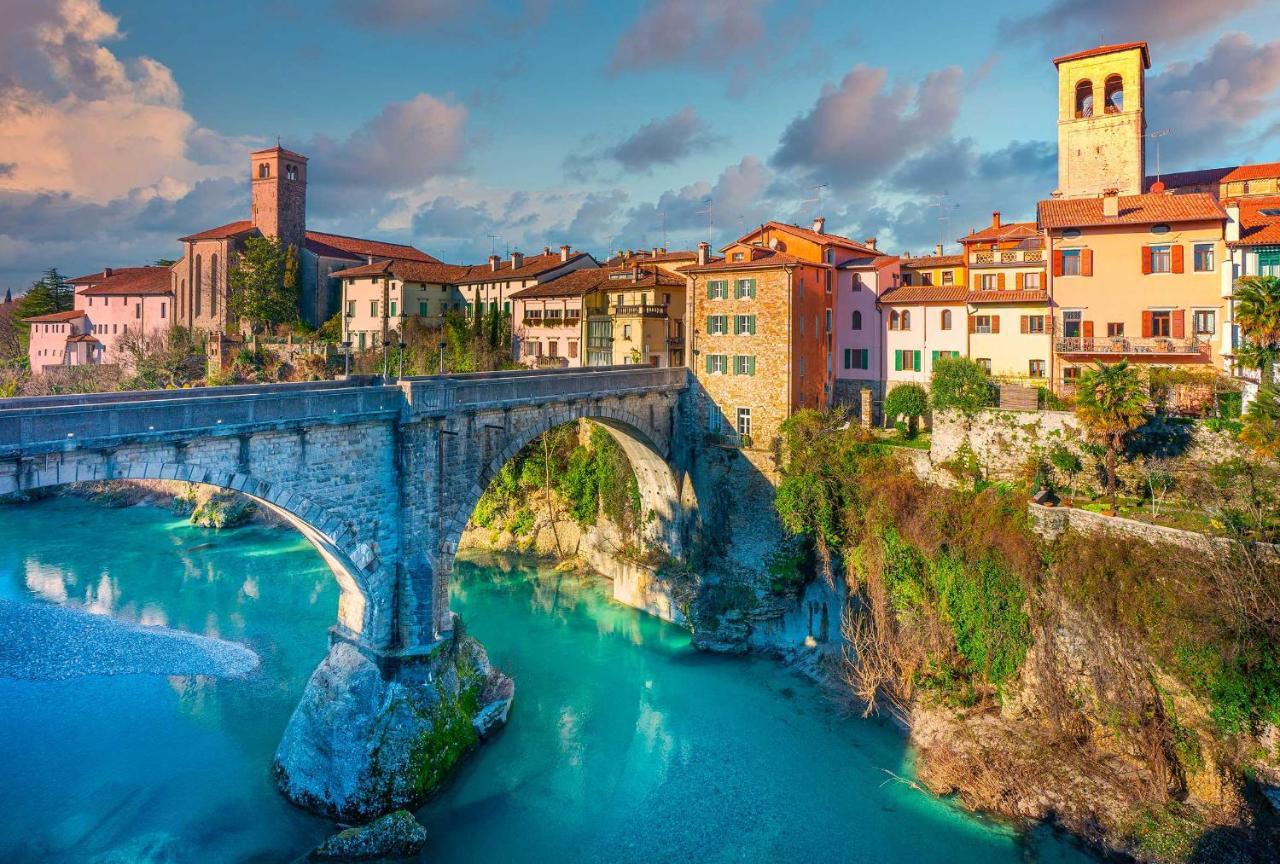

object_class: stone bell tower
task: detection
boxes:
[250,144,308,250]
[1053,42,1149,198]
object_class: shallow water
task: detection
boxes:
[0,497,1096,863]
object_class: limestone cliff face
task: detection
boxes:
[273,633,513,822]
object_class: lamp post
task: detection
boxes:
[438,340,447,375]
[398,341,407,379]
[340,340,351,377]
[381,339,390,380]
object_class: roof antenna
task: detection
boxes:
[488,234,501,256]
[696,197,713,247]
[802,183,828,218]
[1144,129,1171,184]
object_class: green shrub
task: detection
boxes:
[884,383,929,431]
[929,356,993,415]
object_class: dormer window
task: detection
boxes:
[258,163,270,178]
[1074,80,1093,118]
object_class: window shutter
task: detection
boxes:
[1052,250,1064,276]
[932,350,939,363]
[1172,309,1185,338]
[894,350,902,371]
[1081,249,1093,277]
[972,273,981,291]
[705,354,712,373]
[749,316,757,335]
[990,315,1000,334]
[1141,247,1152,274]
[1171,245,1184,274]
[1016,272,1025,291]
[968,315,976,334]
[998,272,1006,290]
[733,316,741,335]
[843,349,850,369]
[860,349,869,369]
[1020,315,1029,334]
[748,356,756,376]
[706,315,713,333]
[913,350,921,371]
[1082,320,1094,338]
[1142,310,1153,337]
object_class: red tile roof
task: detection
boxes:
[683,246,828,273]
[179,219,256,242]
[23,309,87,323]
[1232,196,1280,248]
[457,251,594,284]
[330,258,476,283]
[1053,41,1149,69]
[66,333,101,343]
[74,266,172,297]
[1038,193,1226,229]
[878,285,968,305]
[966,289,1050,304]
[602,264,686,289]
[959,221,1038,243]
[1223,162,1280,183]
[509,267,612,299]
[304,231,439,263]
[1151,162,1280,193]
[733,221,878,256]
[902,254,965,268]
[249,145,309,162]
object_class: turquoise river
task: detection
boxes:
[0,496,1097,863]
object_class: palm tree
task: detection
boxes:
[1234,275,1280,389]
[1075,360,1148,514]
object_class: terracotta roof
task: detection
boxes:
[23,309,87,323]
[902,254,964,268]
[966,289,1050,304]
[179,219,256,242]
[1150,162,1280,193]
[732,221,878,256]
[1053,41,1149,69]
[66,333,101,343]
[304,231,438,263]
[509,267,611,299]
[878,285,968,305]
[1223,162,1280,183]
[1038,193,1226,229]
[1232,196,1280,247]
[959,221,1037,243]
[456,251,594,284]
[331,258,476,283]
[840,255,899,270]
[618,249,698,263]
[75,266,171,297]
[683,246,829,273]
[602,264,686,289]
[250,145,309,162]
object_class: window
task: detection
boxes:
[1074,79,1093,118]
[980,274,999,291]
[825,309,832,333]
[734,314,757,335]
[852,310,863,330]
[894,350,921,372]
[568,340,579,359]
[1193,310,1215,335]
[258,162,269,178]
[1261,250,1280,277]
[419,301,428,316]
[851,274,863,292]
[733,355,756,375]
[286,164,298,180]
[160,302,166,319]
[358,332,366,350]
[900,310,911,329]
[1063,309,1082,338]
[1061,249,1081,276]
[736,407,752,438]
[974,315,994,334]
[942,270,954,285]
[1063,366,1080,383]
[370,300,378,316]
[707,279,729,299]
[731,252,744,262]
[1151,224,1170,235]
[1029,359,1046,379]
[1024,272,1042,290]
[976,358,991,373]
[1151,310,1172,337]
[707,315,728,335]
[135,303,141,319]
[734,279,756,299]
[1193,243,1215,272]
[1107,322,1125,337]
[889,309,900,330]
[843,348,869,370]
[548,340,559,358]
[705,354,728,374]
[389,301,397,317]
[941,309,952,330]
[1023,315,1045,334]
[1150,245,1172,273]
[1104,75,1123,113]
[347,301,356,317]
[622,324,632,339]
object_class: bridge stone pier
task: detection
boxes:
[0,366,691,821]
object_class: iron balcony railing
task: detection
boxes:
[613,303,668,318]
[1054,336,1211,356]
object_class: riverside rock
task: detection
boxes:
[273,632,512,822]
[310,810,428,861]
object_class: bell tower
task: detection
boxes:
[250,145,308,250]
[1053,42,1149,198]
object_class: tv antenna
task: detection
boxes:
[802,183,829,217]
[696,197,713,245]
[927,193,961,249]
[1145,129,1171,183]
[487,234,502,256]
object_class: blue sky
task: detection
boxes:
[2,0,1278,289]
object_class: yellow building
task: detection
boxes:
[899,246,966,290]
[590,264,687,367]
[1054,42,1150,198]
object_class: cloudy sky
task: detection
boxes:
[1,0,1278,290]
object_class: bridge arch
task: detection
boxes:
[11,460,378,647]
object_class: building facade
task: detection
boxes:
[334,258,473,351]
[833,253,899,410]
[878,285,969,391]
[510,268,611,367]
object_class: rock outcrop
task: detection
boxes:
[310,810,428,861]
[273,631,513,822]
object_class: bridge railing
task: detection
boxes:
[400,365,688,416]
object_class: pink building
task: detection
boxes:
[510,268,611,367]
[833,250,899,410]
[25,267,173,371]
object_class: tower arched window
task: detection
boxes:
[210,254,219,315]
[1104,75,1124,114]
[259,163,270,179]
[286,164,298,181]
[1074,80,1093,118]
[901,310,911,329]
[852,309,863,330]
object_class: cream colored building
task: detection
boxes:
[334,258,472,350]
[878,285,968,389]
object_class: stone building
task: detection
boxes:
[1054,42,1150,198]
[170,145,438,332]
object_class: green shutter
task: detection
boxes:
[843,348,851,369]
[748,315,756,334]
[860,349,869,369]
[931,350,938,363]
[914,350,921,371]
[706,315,713,333]
[894,350,902,371]
[748,356,756,376]
[705,354,712,373]
[707,281,714,299]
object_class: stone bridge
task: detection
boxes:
[0,365,693,819]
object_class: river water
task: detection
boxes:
[0,497,1095,863]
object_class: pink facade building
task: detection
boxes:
[833,250,899,409]
[510,268,610,367]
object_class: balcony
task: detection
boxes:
[613,303,669,318]
[1055,336,1211,358]
[970,245,1044,266]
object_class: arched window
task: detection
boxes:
[179,278,185,318]
[852,310,863,330]
[900,310,911,330]
[210,254,219,314]
[1074,79,1093,118]
[194,255,202,317]
[1104,75,1123,114]
[259,162,270,178]
[890,309,900,330]
[941,309,952,330]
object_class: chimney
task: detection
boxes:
[1102,190,1119,218]
[864,237,877,251]
[102,267,113,278]
[812,216,825,234]
[488,254,500,272]
[935,243,944,257]
[543,246,551,256]
[559,244,571,263]
[652,246,660,258]
[510,251,524,270]
[365,253,376,265]
[1226,201,1241,244]
[697,241,710,265]
[991,211,1001,229]
[632,263,641,282]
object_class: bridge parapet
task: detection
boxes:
[399,365,688,419]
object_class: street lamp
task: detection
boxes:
[381,339,391,380]
[398,341,407,379]
[438,339,447,375]
[340,340,351,377]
